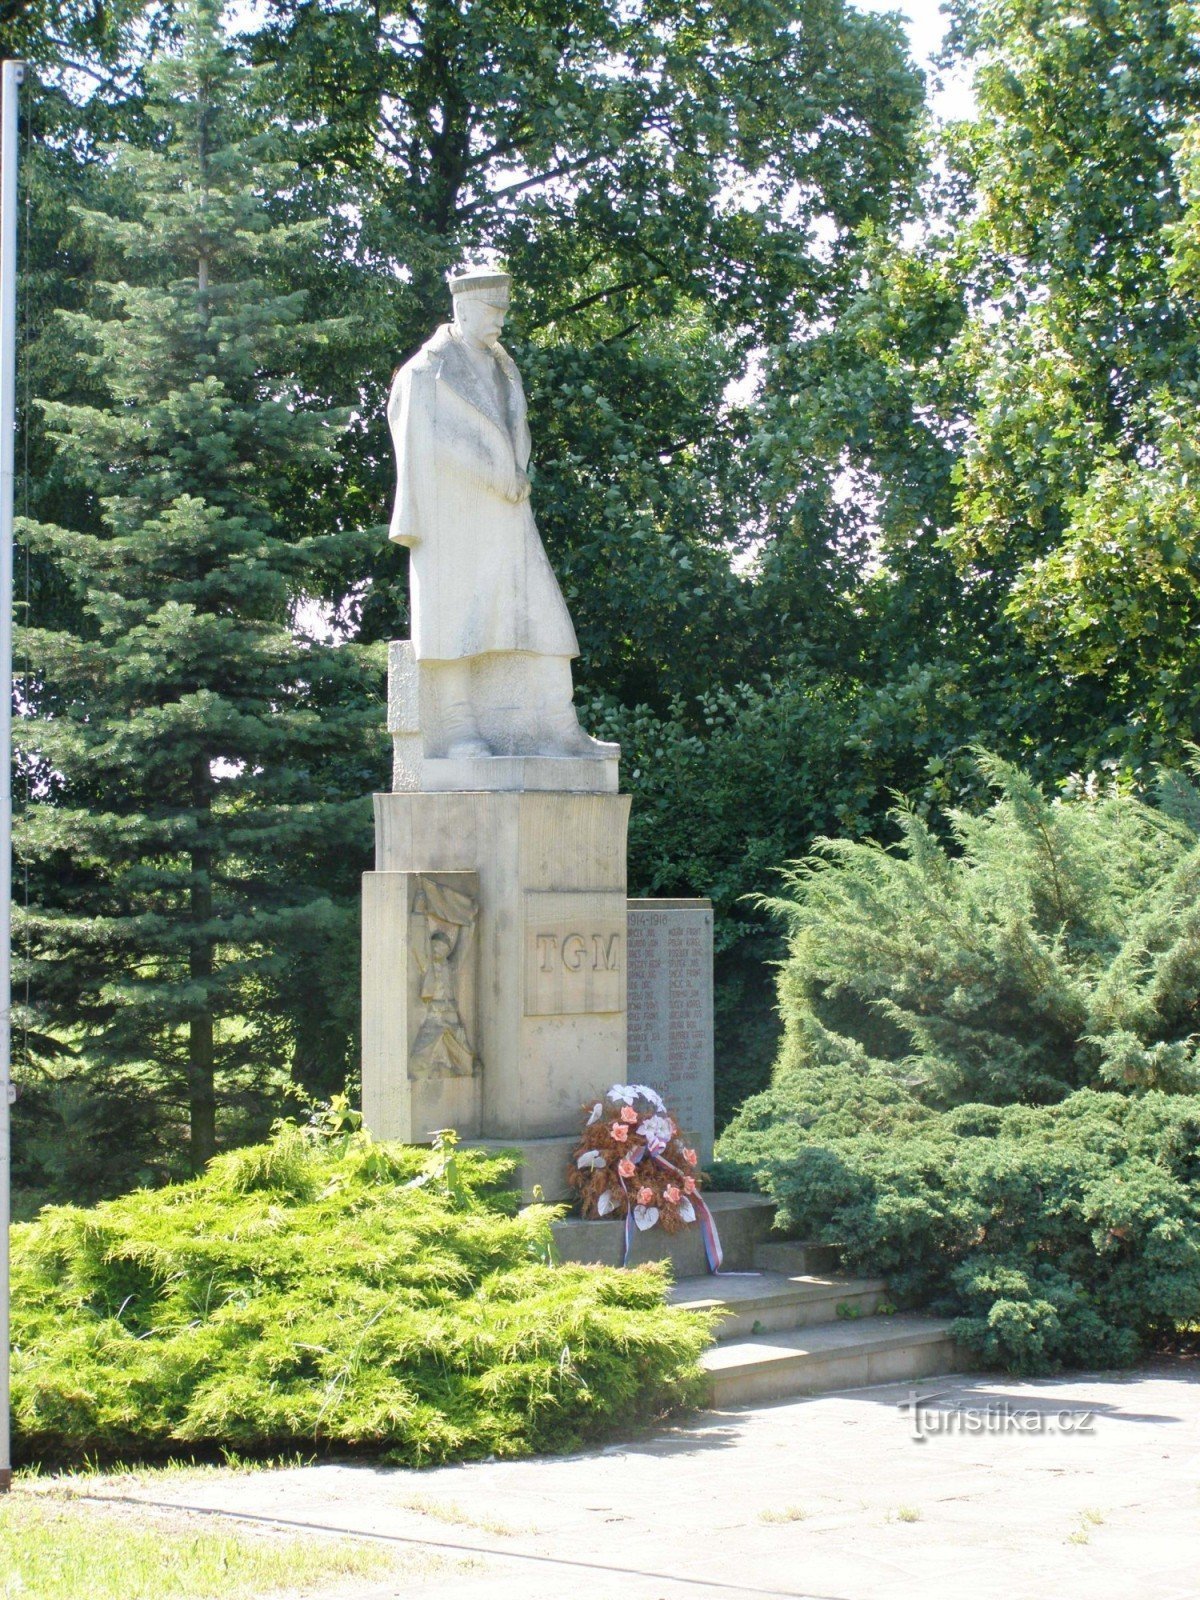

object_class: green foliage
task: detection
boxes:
[11,1126,712,1467]
[942,0,1200,763]
[9,1063,172,1221]
[763,0,1200,805]
[720,1075,1200,1374]
[717,755,1200,1371]
[758,754,1200,1107]
[16,2,385,1170]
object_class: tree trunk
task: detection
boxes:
[189,755,216,1166]
[188,989,216,1166]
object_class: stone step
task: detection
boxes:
[754,1238,842,1276]
[701,1313,961,1408]
[669,1271,887,1341]
[551,1192,775,1273]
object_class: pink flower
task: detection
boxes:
[618,1157,636,1179]
[619,1105,638,1125]
[684,1176,697,1194]
[663,1184,681,1205]
[610,1122,629,1143]
[637,1186,655,1206]
[683,1147,698,1167]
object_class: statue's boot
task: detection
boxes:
[537,697,620,759]
[443,698,491,759]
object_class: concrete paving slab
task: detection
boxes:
[42,1359,1200,1600]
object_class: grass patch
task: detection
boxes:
[0,1494,403,1599]
[17,1452,317,1489]
[395,1493,522,1537]
[759,1505,809,1524]
[889,1506,922,1524]
[12,1126,713,1469]
[1068,1507,1106,1545]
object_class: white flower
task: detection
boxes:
[576,1149,606,1171]
[637,1114,674,1148]
[633,1203,660,1232]
[585,1102,604,1126]
[631,1083,667,1112]
[606,1082,667,1114]
[676,1197,696,1224]
[596,1190,617,1217]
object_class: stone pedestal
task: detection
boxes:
[363,789,631,1147]
[363,630,719,1201]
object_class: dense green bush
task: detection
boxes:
[719,1062,1200,1372]
[762,752,1200,1106]
[717,756,1200,1371]
[11,1125,711,1467]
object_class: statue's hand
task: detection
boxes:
[507,470,532,504]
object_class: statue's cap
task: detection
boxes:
[447,262,511,303]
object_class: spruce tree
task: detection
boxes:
[16,0,382,1177]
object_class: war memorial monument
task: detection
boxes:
[360,262,714,1197]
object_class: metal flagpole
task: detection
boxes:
[0,56,24,1497]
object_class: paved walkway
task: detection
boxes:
[70,1362,1200,1600]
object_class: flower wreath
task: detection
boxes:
[568,1083,723,1269]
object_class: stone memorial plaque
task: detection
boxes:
[626,898,715,1163]
[524,890,626,1016]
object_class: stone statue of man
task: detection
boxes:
[387,264,614,761]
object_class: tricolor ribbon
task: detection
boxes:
[616,1133,732,1275]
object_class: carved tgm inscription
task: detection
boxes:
[535,931,620,974]
[524,891,626,1015]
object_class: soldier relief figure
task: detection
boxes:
[387,262,617,760]
[408,876,478,1080]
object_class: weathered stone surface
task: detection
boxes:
[384,265,616,766]
[388,641,618,791]
[361,869,482,1143]
[551,1191,773,1271]
[524,892,626,1016]
[365,790,631,1144]
[465,1133,578,1201]
[422,754,618,794]
[626,898,715,1162]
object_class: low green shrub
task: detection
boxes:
[11,1125,712,1467]
[719,1057,1200,1373]
[717,755,1200,1373]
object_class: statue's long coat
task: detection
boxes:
[387,324,579,662]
